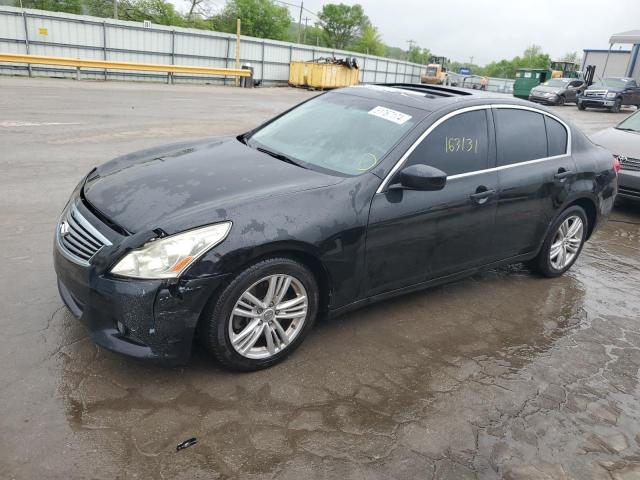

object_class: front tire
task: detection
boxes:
[200,257,319,371]
[556,95,565,106]
[528,206,588,278]
[611,98,622,113]
[578,102,586,110]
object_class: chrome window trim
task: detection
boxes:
[376,103,571,193]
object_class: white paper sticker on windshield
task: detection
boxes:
[368,106,412,125]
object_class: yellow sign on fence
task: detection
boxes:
[38,27,48,36]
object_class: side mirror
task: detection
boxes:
[396,164,447,191]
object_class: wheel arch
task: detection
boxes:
[565,197,597,240]
[223,241,333,314]
[532,195,599,258]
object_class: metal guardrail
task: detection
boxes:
[0,53,251,78]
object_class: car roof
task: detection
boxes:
[337,83,533,112]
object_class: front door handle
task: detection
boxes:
[554,169,574,181]
[469,188,496,205]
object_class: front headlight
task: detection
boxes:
[606,92,616,98]
[111,222,232,279]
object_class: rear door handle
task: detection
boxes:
[469,189,495,205]
[554,170,574,180]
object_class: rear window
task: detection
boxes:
[545,116,568,156]
[495,109,548,166]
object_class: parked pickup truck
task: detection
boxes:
[577,77,640,112]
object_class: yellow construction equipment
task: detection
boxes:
[289,60,359,89]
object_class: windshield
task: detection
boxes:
[247,93,420,175]
[616,110,640,133]
[592,78,631,89]
[426,67,438,76]
[544,79,569,87]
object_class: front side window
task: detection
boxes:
[495,109,547,166]
[247,93,420,176]
[404,110,489,176]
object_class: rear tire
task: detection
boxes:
[528,206,588,278]
[200,257,319,371]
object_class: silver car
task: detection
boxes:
[591,110,640,202]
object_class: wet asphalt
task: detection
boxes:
[1,77,639,479]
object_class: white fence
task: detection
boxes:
[0,6,427,85]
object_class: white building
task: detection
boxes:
[582,30,640,80]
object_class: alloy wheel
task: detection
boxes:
[228,274,308,359]
[549,215,583,270]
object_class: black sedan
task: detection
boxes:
[54,84,618,371]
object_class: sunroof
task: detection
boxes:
[376,83,473,97]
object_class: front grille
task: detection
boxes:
[58,203,111,265]
[584,90,606,98]
[620,156,640,171]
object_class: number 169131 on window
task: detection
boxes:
[445,136,478,153]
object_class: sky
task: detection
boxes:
[170,0,640,65]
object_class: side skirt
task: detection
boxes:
[326,252,536,319]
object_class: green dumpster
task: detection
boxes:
[513,68,552,99]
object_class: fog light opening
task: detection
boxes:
[116,320,129,336]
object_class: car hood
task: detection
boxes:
[83,137,344,234]
[590,127,640,158]
[586,86,622,93]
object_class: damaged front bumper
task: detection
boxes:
[53,199,228,366]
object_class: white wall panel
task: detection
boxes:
[0,5,427,85]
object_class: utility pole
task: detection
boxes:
[302,17,310,44]
[235,18,241,86]
[296,1,304,43]
[469,55,474,66]
[113,0,118,19]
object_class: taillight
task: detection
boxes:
[613,155,621,174]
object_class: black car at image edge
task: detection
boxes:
[53,83,618,371]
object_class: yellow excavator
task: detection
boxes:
[420,56,448,85]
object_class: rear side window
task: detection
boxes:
[545,116,568,157]
[495,109,547,166]
[405,110,489,176]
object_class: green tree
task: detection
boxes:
[83,0,115,17]
[316,3,367,50]
[211,0,291,41]
[407,45,431,64]
[480,46,552,79]
[383,45,406,60]
[118,0,185,26]
[560,51,580,65]
[350,24,384,56]
[16,0,82,14]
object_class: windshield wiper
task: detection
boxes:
[615,127,639,133]
[256,147,306,168]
